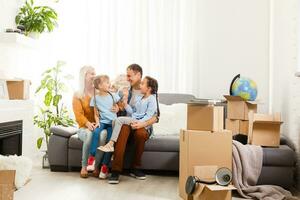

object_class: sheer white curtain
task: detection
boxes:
[47,0,201,95]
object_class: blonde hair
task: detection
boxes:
[75,65,95,98]
[93,75,110,90]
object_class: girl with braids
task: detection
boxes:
[88,75,121,179]
[99,76,160,153]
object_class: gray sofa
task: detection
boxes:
[48,93,296,189]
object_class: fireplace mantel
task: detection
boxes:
[0,100,34,123]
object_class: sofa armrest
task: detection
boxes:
[50,126,78,138]
[280,136,296,151]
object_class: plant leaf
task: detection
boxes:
[37,137,43,149]
[44,91,52,106]
[53,94,62,106]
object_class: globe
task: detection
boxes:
[230,74,258,101]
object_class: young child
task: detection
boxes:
[110,74,130,93]
[99,76,160,152]
[87,75,121,179]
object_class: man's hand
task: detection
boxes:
[85,121,97,131]
[131,121,146,129]
[111,104,119,113]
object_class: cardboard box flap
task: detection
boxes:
[206,184,236,191]
[253,120,283,125]
[224,95,258,104]
[250,112,283,124]
[0,170,15,184]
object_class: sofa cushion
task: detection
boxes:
[262,145,296,167]
[153,103,186,136]
[68,134,83,149]
[50,126,78,138]
[144,135,179,152]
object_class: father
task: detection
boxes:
[108,64,158,184]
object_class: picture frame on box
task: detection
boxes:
[0,80,9,100]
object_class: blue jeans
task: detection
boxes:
[90,123,113,166]
[77,128,107,168]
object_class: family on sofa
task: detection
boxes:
[72,64,160,184]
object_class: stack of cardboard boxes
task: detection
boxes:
[179,102,235,200]
[224,95,257,136]
[179,95,284,199]
[224,95,283,147]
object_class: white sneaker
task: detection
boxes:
[98,144,114,152]
[87,160,95,172]
[99,165,109,179]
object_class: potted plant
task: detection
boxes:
[34,61,74,168]
[15,0,58,38]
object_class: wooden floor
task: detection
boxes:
[14,166,297,200]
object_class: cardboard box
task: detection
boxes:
[179,130,232,200]
[224,95,257,120]
[0,170,15,200]
[187,104,224,131]
[191,166,235,200]
[6,79,30,100]
[248,112,283,147]
[225,119,249,135]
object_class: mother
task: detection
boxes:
[72,65,107,178]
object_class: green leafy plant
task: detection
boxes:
[15,0,58,35]
[34,61,75,150]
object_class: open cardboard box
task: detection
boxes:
[248,111,283,147]
[224,95,257,120]
[225,119,249,135]
[179,129,232,200]
[6,79,30,100]
[187,103,224,132]
[0,170,15,200]
[191,166,236,200]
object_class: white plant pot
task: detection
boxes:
[28,32,40,39]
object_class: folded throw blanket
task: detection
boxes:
[232,140,297,200]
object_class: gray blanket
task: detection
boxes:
[232,140,297,200]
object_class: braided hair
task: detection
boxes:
[144,76,160,122]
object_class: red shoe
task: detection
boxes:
[87,156,95,171]
[99,164,109,179]
[88,156,95,165]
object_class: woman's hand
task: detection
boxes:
[94,122,100,128]
[85,121,97,131]
[111,104,119,113]
[131,121,147,129]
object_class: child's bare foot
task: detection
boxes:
[98,142,114,152]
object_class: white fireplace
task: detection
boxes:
[0,100,34,158]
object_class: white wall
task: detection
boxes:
[0,0,21,32]
[196,0,270,114]
[0,0,60,163]
[271,0,300,189]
